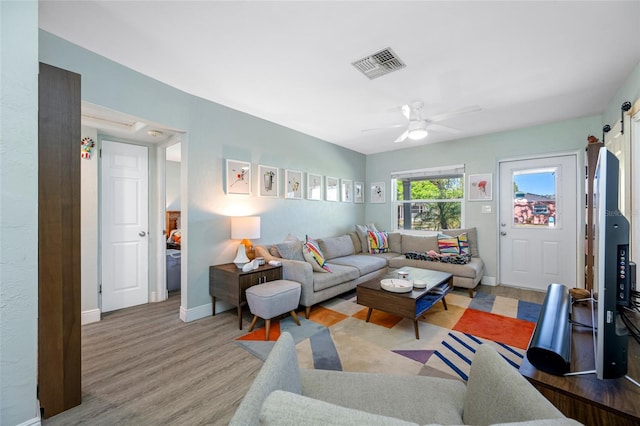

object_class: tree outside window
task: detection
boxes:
[394,175,464,231]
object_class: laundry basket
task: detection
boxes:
[166,249,181,291]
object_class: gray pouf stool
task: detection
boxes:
[246,280,301,340]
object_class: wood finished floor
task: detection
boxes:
[43,285,542,425]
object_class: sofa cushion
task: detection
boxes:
[388,232,402,254]
[329,254,387,276]
[260,391,419,426]
[228,333,302,426]
[318,234,355,260]
[300,369,466,425]
[367,230,389,254]
[275,240,305,261]
[303,237,331,273]
[464,344,567,425]
[401,234,439,253]
[313,263,359,291]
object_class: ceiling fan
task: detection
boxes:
[365,101,481,143]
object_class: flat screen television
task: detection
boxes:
[592,146,630,379]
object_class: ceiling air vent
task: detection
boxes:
[352,47,406,80]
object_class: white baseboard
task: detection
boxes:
[17,416,41,426]
[81,308,101,325]
[481,276,497,286]
[179,302,213,323]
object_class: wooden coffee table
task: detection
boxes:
[356,267,453,339]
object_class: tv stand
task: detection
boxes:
[520,302,640,425]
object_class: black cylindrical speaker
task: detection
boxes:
[526,283,572,375]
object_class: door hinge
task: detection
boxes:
[99,284,102,294]
[99,148,102,158]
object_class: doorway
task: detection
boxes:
[498,154,579,291]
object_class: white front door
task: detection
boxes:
[499,154,578,291]
[101,140,149,312]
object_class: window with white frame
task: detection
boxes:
[392,165,465,231]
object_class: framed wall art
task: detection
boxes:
[370,181,385,203]
[326,176,339,201]
[307,173,322,200]
[226,159,251,195]
[258,165,279,197]
[468,173,492,201]
[285,169,303,199]
[354,181,364,203]
[341,179,353,202]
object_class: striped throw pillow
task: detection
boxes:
[303,236,331,272]
[367,230,389,254]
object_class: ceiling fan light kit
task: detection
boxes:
[407,121,428,140]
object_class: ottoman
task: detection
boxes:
[246,280,302,340]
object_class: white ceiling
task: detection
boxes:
[40,1,640,155]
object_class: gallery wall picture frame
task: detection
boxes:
[468,173,492,201]
[307,173,322,201]
[326,176,339,202]
[226,159,251,195]
[370,181,385,203]
[341,179,353,202]
[285,169,303,199]
[258,165,279,197]
[354,181,364,203]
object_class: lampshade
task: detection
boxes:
[231,216,261,240]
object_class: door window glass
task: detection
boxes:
[513,169,557,227]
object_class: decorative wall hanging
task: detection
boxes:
[258,165,279,197]
[341,179,353,202]
[226,159,251,195]
[307,173,322,200]
[285,169,303,199]
[354,181,364,203]
[81,137,95,159]
[468,173,492,201]
[326,177,339,201]
[370,182,385,203]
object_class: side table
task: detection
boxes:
[209,262,283,329]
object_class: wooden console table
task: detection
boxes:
[520,302,640,425]
[209,263,282,330]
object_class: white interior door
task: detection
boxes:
[101,140,149,312]
[499,154,578,291]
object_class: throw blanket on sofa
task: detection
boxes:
[405,250,471,265]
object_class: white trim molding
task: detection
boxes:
[179,302,213,323]
[81,309,101,325]
[481,276,497,286]
[16,416,41,426]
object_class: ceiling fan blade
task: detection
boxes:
[400,104,411,120]
[425,123,460,134]
[361,123,404,133]
[394,130,409,143]
[425,105,481,123]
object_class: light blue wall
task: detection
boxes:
[39,31,366,313]
[366,115,602,281]
[0,2,39,425]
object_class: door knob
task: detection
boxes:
[139,231,146,237]
[501,223,507,227]
[500,231,507,236]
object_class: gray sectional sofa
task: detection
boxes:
[255,227,484,317]
[229,332,579,425]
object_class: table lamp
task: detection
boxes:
[231,216,261,268]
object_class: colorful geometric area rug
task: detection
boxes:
[235,290,541,381]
